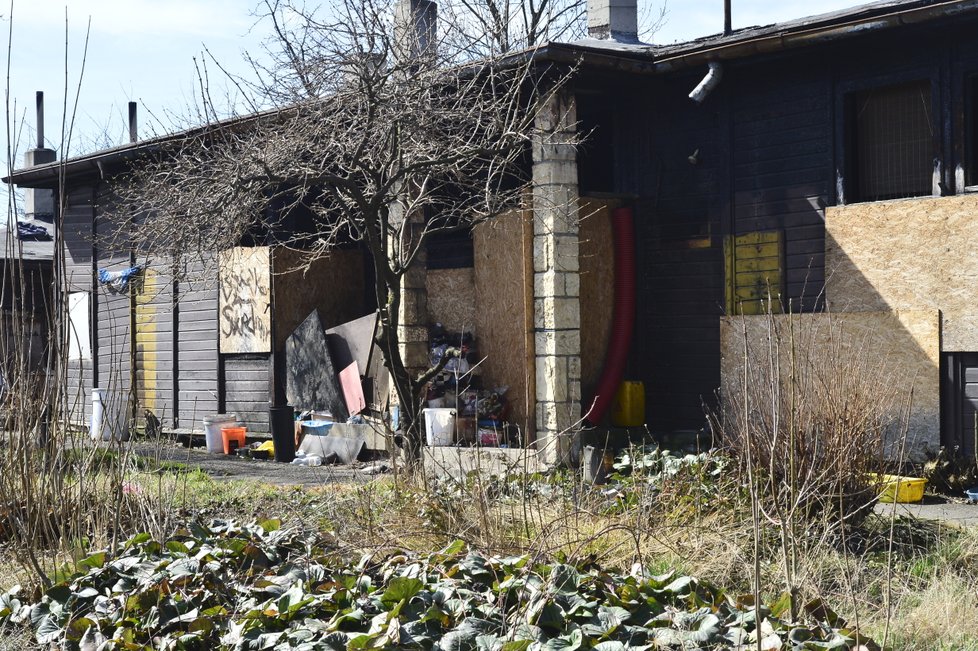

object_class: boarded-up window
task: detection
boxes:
[219,247,271,354]
[67,291,91,360]
[849,80,934,202]
[724,231,783,315]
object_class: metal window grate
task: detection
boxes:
[852,80,934,202]
[966,75,978,189]
[425,229,474,269]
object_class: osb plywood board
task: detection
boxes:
[219,247,271,354]
[826,195,978,349]
[720,310,940,461]
[427,268,476,334]
[579,198,616,400]
[474,209,533,439]
[273,248,366,351]
[939,310,978,351]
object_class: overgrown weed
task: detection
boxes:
[3,436,978,648]
[301,449,978,649]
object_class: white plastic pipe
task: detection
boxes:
[689,61,723,104]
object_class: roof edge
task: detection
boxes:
[8,0,978,187]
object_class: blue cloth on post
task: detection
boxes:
[97,264,144,292]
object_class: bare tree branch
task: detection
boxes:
[106,0,572,460]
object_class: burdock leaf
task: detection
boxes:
[381,577,424,605]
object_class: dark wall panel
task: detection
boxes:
[62,186,95,424]
[176,255,219,429]
[730,64,832,313]
[94,186,133,416]
[614,25,967,433]
[224,355,271,433]
[623,75,726,432]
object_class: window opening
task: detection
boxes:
[425,229,474,269]
[67,291,91,361]
[848,80,934,202]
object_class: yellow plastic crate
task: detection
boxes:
[874,474,927,504]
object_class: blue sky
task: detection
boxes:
[3,0,870,169]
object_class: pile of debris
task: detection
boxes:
[425,323,518,448]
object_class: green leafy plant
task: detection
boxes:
[0,520,881,650]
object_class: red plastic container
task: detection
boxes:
[221,426,247,454]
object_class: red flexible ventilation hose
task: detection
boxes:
[584,206,636,426]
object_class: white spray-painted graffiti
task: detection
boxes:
[219,247,272,353]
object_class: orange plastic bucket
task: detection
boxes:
[221,426,247,454]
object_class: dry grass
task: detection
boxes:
[285,463,978,649]
[1,444,978,650]
[0,625,34,650]
[884,572,978,649]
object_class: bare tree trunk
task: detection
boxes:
[106,0,571,471]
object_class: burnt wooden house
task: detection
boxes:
[7,124,371,435]
[0,229,52,409]
[552,0,978,459]
[8,0,978,459]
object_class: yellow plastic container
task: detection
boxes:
[611,381,645,427]
[875,474,927,504]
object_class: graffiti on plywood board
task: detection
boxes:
[219,247,271,353]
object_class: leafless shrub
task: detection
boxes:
[713,308,906,619]
[0,9,203,588]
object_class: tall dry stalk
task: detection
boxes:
[0,5,189,588]
[715,308,904,619]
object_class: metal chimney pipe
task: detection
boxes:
[128,101,138,143]
[724,0,732,35]
[35,91,44,149]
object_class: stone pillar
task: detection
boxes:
[532,88,581,465]
[390,0,435,390]
[397,229,429,377]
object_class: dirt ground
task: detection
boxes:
[130,441,388,487]
[875,495,978,527]
[126,441,978,528]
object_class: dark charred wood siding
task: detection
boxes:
[224,355,271,433]
[59,190,249,435]
[729,64,831,313]
[94,186,134,423]
[176,255,220,429]
[61,185,95,424]
[942,353,978,457]
[604,18,978,434]
[622,75,726,432]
